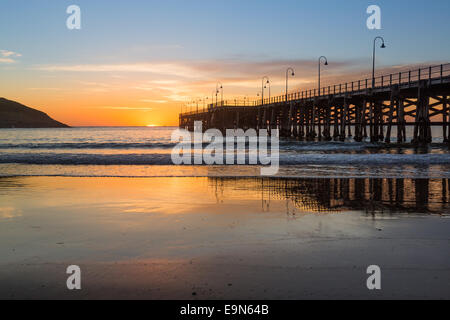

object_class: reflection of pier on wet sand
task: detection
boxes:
[209,177,450,214]
[0,176,449,299]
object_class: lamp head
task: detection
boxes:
[381,43,386,49]
[325,61,328,66]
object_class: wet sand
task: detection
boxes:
[0,177,449,300]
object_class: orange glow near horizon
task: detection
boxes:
[0,60,424,127]
[0,75,185,127]
[0,72,325,127]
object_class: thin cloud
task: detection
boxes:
[149,44,184,50]
[30,57,440,103]
[33,63,203,79]
[149,80,180,85]
[0,50,22,63]
[93,106,154,110]
[140,99,168,104]
[0,50,21,57]
[0,58,16,64]
[32,58,355,79]
[28,87,64,91]
[164,94,190,102]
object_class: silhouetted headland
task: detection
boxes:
[0,98,69,128]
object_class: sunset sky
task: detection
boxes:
[1,0,450,126]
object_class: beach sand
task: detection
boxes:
[0,176,449,300]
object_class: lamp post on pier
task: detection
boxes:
[265,80,271,103]
[216,82,223,107]
[285,68,295,102]
[261,76,269,105]
[372,36,386,89]
[212,91,217,108]
[318,56,328,96]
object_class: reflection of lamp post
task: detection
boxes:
[261,76,269,105]
[318,56,328,96]
[372,36,386,88]
[285,68,295,102]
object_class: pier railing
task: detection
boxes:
[181,63,450,116]
[265,63,450,105]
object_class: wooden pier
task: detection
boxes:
[180,64,450,144]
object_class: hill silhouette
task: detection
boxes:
[0,98,69,128]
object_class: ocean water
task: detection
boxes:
[1,128,449,299]
[0,126,449,178]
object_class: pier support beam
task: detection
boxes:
[385,86,399,144]
[354,100,364,142]
[369,101,375,142]
[323,99,332,141]
[340,98,348,141]
[413,81,432,144]
[443,96,448,143]
[311,102,317,140]
[299,103,305,140]
[397,98,406,143]
[333,104,340,141]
